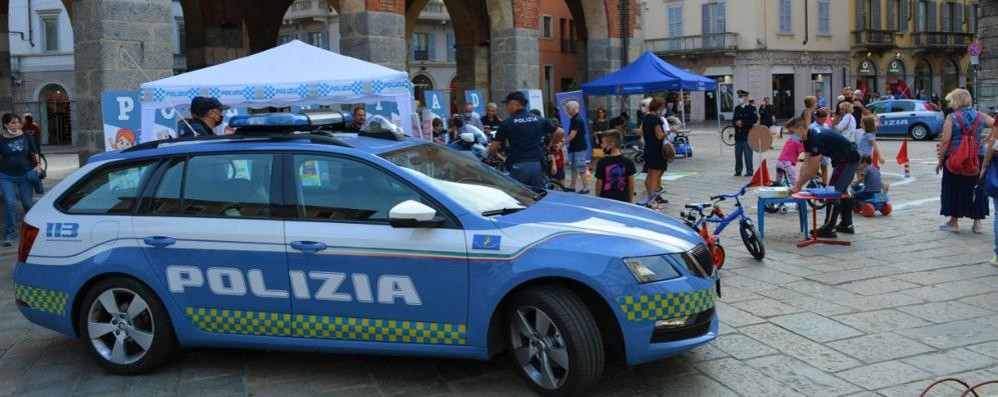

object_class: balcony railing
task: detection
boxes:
[645,33,739,54]
[914,32,974,51]
[852,29,896,49]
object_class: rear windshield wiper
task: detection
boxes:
[482,207,525,217]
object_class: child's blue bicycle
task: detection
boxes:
[680,184,766,261]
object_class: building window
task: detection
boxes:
[41,15,58,52]
[560,18,567,52]
[290,0,312,12]
[446,32,455,62]
[778,0,792,34]
[855,0,865,30]
[870,0,882,30]
[667,6,683,37]
[176,19,186,55]
[307,31,326,49]
[818,0,831,35]
[916,0,927,32]
[887,0,896,30]
[542,16,553,38]
[701,1,725,48]
[899,0,910,31]
[969,4,978,34]
[278,34,294,44]
[412,32,429,61]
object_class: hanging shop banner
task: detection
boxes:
[423,90,451,128]
[366,100,401,127]
[555,91,591,160]
[464,90,486,116]
[887,59,905,76]
[858,59,877,76]
[101,91,141,151]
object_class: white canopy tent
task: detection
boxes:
[139,40,415,140]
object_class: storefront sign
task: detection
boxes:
[858,60,877,76]
[811,66,833,74]
[887,60,905,76]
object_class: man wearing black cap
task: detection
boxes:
[179,97,230,138]
[732,89,756,176]
[489,92,565,189]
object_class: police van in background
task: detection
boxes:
[864,99,944,140]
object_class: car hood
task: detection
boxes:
[490,192,702,255]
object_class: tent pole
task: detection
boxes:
[716,87,722,155]
[679,88,685,129]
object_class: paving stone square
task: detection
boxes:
[4,135,998,396]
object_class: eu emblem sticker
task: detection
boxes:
[472,235,501,250]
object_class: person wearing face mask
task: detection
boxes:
[594,130,636,203]
[0,113,41,246]
[732,90,757,176]
[179,97,229,138]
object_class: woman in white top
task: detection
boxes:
[834,101,859,143]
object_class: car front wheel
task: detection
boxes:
[507,285,604,397]
[79,277,178,374]
[910,123,930,141]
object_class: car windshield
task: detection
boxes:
[380,144,540,215]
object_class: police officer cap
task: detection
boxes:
[737,89,749,97]
[191,96,230,116]
[502,92,529,105]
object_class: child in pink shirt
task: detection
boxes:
[777,130,805,185]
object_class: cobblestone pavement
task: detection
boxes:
[2,131,998,397]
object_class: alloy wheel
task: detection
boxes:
[509,305,569,390]
[87,288,155,365]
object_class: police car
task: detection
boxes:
[865,99,944,140]
[12,112,718,396]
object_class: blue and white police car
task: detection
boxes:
[865,99,944,140]
[12,112,718,396]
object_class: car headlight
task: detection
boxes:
[623,255,681,284]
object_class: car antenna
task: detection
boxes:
[121,46,198,137]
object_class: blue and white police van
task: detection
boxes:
[12,112,718,396]
[865,99,944,140]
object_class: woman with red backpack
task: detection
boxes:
[936,89,996,234]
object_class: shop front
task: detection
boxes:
[886,59,909,98]
[811,66,833,106]
[705,67,734,121]
[856,58,878,102]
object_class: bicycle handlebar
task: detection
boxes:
[712,183,750,201]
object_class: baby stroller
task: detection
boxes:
[668,116,693,158]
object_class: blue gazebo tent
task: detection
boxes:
[581,51,720,129]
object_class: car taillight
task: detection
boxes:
[18,222,39,263]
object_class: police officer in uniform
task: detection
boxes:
[732,89,757,176]
[489,92,565,190]
[179,97,229,137]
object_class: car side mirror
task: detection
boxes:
[388,200,445,228]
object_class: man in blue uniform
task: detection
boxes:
[489,92,564,190]
[787,117,861,238]
[732,89,757,176]
[178,97,229,137]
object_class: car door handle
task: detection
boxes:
[143,236,176,248]
[909,113,917,117]
[290,241,327,254]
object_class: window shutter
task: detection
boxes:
[716,1,725,33]
[856,0,865,29]
[928,1,937,31]
[900,0,909,31]
[411,34,417,60]
[954,3,963,32]
[447,32,455,62]
[871,0,881,29]
[887,0,895,30]
[702,3,711,35]
[915,1,924,31]
[941,2,950,32]
[427,32,436,61]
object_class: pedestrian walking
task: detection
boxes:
[489,92,564,190]
[0,113,41,246]
[858,115,887,167]
[787,117,861,237]
[937,88,995,234]
[979,132,998,265]
[834,101,859,143]
[642,98,669,201]
[816,90,828,108]
[759,97,776,129]
[178,97,229,137]
[21,114,41,152]
[733,90,757,176]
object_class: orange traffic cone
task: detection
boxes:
[748,159,772,187]
[896,138,910,165]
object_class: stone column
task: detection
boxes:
[72,0,173,162]
[977,1,998,109]
[339,0,406,71]
[586,38,623,113]
[184,26,245,70]
[0,6,13,112]
[489,28,539,112]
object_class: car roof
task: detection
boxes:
[88,133,424,164]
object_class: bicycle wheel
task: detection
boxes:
[721,126,736,146]
[806,179,829,210]
[739,219,765,261]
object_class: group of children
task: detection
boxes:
[776,98,889,201]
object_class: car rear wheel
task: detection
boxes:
[79,277,177,374]
[910,123,930,141]
[507,285,603,397]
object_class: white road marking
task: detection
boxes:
[880,172,916,187]
[892,197,940,211]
